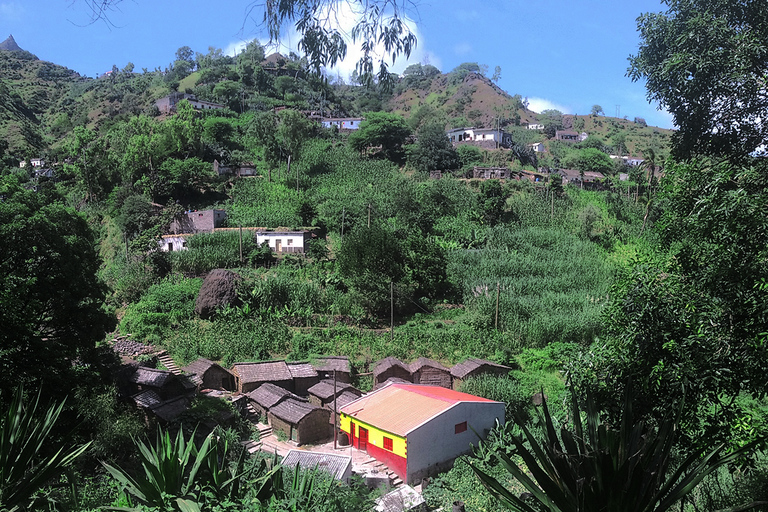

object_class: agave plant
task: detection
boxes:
[468,387,762,512]
[0,387,91,512]
[103,427,282,512]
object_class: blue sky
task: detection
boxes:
[0,0,674,129]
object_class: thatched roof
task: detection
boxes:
[132,390,162,409]
[247,383,296,409]
[150,396,191,423]
[287,362,318,379]
[312,356,350,374]
[182,357,216,375]
[129,367,175,387]
[374,376,410,389]
[270,398,323,424]
[232,360,292,383]
[450,358,512,379]
[373,356,409,376]
[409,357,448,373]
[307,380,358,400]
[335,390,362,409]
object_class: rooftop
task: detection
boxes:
[282,450,352,481]
[232,360,292,383]
[270,397,322,424]
[287,362,319,379]
[246,382,296,409]
[450,358,512,379]
[312,356,351,374]
[340,383,497,437]
[129,367,175,387]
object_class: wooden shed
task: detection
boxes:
[268,398,331,445]
[232,360,293,393]
[246,382,298,419]
[287,362,320,396]
[312,356,352,383]
[182,358,236,391]
[373,357,412,389]
[450,359,514,390]
[409,358,452,389]
[307,380,361,408]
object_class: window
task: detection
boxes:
[383,436,393,451]
[287,239,293,246]
[455,421,467,434]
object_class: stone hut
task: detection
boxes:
[409,358,452,388]
[312,356,352,384]
[183,358,236,391]
[373,357,412,389]
[287,362,320,396]
[246,382,298,419]
[450,358,514,390]
[268,398,331,445]
[307,380,361,409]
[128,367,187,400]
[232,360,293,393]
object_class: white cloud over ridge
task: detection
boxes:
[527,97,571,114]
[1,2,24,20]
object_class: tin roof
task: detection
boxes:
[282,450,352,481]
[232,360,292,383]
[450,358,512,379]
[340,383,498,437]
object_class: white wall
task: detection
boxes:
[158,236,188,252]
[256,233,307,252]
[406,401,504,483]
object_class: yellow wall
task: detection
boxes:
[339,413,407,458]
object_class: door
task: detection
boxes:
[276,239,282,252]
[358,426,368,451]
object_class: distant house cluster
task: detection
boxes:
[610,155,645,166]
[321,117,364,131]
[373,356,513,390]
[555,130,588,142]
[155,92,225,114]
[446,127,512,149]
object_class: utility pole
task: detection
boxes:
[239,225,243,263]
[390,281,394,342]
[495,281,500,330]
[333,369,338,450]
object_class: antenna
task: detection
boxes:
[615,105,621,118]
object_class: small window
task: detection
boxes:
[455,421,467,434]
[182,242,187,248]
[287,239,293,246]
[383,436,393,451]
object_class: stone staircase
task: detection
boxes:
[156,351,182,375]
[360,457,403,489]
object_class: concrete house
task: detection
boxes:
[527,123,545,130]
[155,93,225,114]
[409,358,452,389]
[321,117,364,131]
[450,359,513,390]
[169,209,227,234]
[255,231,312,254]
[555,130,580,142]
[446,127,504,144]
[158,235,188,252]
[339,383,505,484]
[182,358,236,391]
[373,357,412,389]
[472,167,511,180]
[268,398,331,445]
[528,142,547,153]
[232,360,293,393]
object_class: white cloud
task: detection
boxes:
[0,2,24,20]
[453,42,472,57]
[527,97,571,114]
[225,39,253,58]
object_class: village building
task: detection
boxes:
[232,360,293,393]
[287,361,320,396]
[409,358,452,388]
[213,160,258,177]
[158,235,188,252]
[373,357,412,389]
[528,142,547,153]
[246,382,298,419]
[472,166,512,180]
[339,383,505,484]
[255,231,312,253]
[527,123,545,130]
[182,358,236,391]
[312,356,352,383]
[127,367,187,400]
[169,209,227,234]
[19,158,45,168]
[450,359,513,390]
[268,397,331,445]
[307,380,361,409]
[321,117,364,131]
[132,391,192,426]
[155,92,225,114]
[282,450,353,483]
[446,127,505,145]
[555,129,580,142]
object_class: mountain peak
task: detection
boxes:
[0,34,23,52]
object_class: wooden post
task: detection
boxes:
[495,281,500,330]
[333,369,338,450]
[551,188,554,219]
[239,225,243,263]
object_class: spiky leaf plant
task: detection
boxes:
[468,387,761,512]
